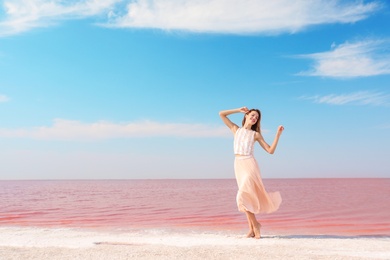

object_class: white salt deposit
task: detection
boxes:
[1,227,389,260]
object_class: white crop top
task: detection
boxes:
[234,128,256,156]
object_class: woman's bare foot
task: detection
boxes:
[246,230,255,238]
[254,224,261,239]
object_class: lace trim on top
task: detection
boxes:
[234,128,255,156]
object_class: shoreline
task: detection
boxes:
[0,227,389,259]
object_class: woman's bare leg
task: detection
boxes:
[245,211,261,239]
[245,213,254,238]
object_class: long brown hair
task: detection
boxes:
[242,109,261,133]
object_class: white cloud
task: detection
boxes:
[297,39,390,78]
[107,0,380,34]
[0,0,381,36]
[377,124,390,129]
[0,0,120,36]
[0,119,230,140]
[380,124,390,129]
[301,91,390,106]
[0,94,10,102]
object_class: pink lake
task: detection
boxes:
[1,178,389,237]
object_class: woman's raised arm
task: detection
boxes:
[219,107,248,133]
[256,125,284,154]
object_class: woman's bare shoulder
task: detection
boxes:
[231,124,239,133]
[254,131,263,140]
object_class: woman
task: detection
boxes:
[219,106,284,239]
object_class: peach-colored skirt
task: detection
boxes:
[234,156,282,214]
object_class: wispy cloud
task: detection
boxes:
[0,119,230,140]
[301,91,390,106]
[296,39,390,78]
[0,94,10,102]
[0,0,381,36]
[0,0,120,37]
[106,0,381,34]
[377,123,390,129]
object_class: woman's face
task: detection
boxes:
[246,111,259,125]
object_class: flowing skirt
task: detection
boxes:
[234,156,282,214]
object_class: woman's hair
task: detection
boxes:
[242,109,261,132]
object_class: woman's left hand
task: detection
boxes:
[277,125,284,136]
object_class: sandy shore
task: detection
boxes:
[0,227,389,260]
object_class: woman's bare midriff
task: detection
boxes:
[235,154,251,157]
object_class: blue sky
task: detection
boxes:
[0,0,389,179]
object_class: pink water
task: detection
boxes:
[1,179,389,237]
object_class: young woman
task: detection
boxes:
[219,106,284,239]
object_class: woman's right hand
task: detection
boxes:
[239,107,249,113]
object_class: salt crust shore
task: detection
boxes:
[0,227,389,260]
